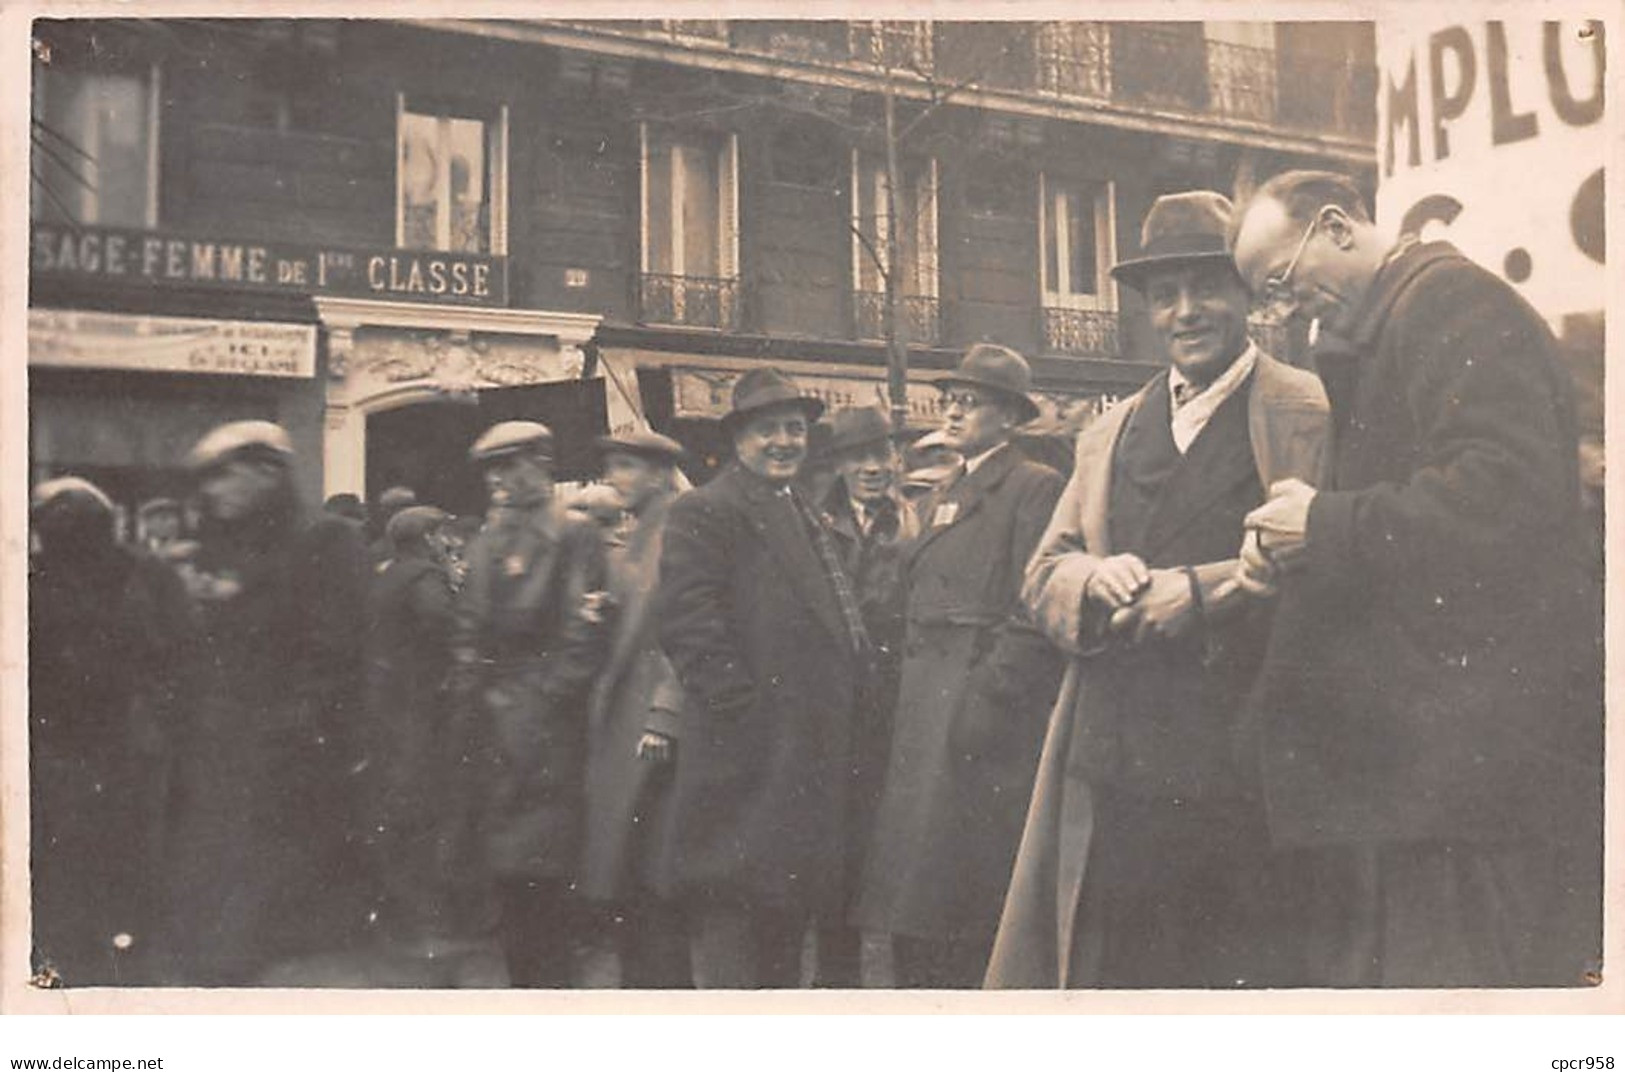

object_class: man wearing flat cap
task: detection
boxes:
[857,343,1065,988]
[452,420,611,987]
[654,368,867,987]
[159,421,372,984]
[988,191,1330,988]
[580,429,692,986]
[359,505,498,983]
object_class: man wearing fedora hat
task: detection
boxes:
[856,343,1065,988]
[579,429,692,987]
[654,368,868,987]
[813,405,919,986]
[452,420,612,987]
[988,191,1330,988]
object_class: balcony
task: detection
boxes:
[848,21,934,73]
[638,274,740,331]
[852,290,941,346]
[1036,23,1111,101]
[1042,307,1122,358]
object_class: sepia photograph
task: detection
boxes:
[2,0,1616,1046]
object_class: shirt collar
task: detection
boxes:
[963,441,1007,476]
[1167,341,1259,408]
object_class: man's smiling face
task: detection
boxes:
[1144,260,1253,386]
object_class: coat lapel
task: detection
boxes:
[910,444,1020,561]
[1138,383,1260,561]
[732,468,849,649]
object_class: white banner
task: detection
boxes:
[1375,18,1605,326]
[29,308,317,378]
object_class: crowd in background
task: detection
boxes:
[28,170,1604,992]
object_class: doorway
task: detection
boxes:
[365,379,608,518]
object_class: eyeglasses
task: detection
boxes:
[940,390,994,412]
[1260,213,1321,316]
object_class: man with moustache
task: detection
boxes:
[857,343,1065,988]
[987,192,1330,988]
[655,369,868,987]
[1228,171,1599,986]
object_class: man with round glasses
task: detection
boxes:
[1229,169,1599,986]
[857,343,1065,988]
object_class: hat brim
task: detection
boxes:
[720,395,826,435]
[1109,249,1238,290]
[934,376,1041,424]
[594,436,686,462]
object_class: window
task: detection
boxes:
[639,124,739,328]
[31,62,160,227]
[1040,174,1114,309]
[851,150,939,342]
[1040,174,1118,356]
[396,95,508,255]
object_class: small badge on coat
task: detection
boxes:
[932,502,959,527]
[504,554,527,577]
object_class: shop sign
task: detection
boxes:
[671,367,947,429]
[30,223,508,307]
[29,308,317,378]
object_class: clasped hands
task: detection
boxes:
[1086,554,1195,645]
[1085,478,1319,639]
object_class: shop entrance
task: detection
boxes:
[365,379,608,518]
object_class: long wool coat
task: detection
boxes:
[855,445,1065,945]
[1250,242,1597,851]
[162,510,371,985]
[985,352,1329,988]
[653,463,859,914]
[454,502,610,882]
[579,491,684,903]
[361,553,493,945]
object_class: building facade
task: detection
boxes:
[29,18,1377,504]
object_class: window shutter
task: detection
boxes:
[639,122,651,274]
[490,104,510,256]
[916,157,940,299]
[1037,171,1050,296]
[719,132,739,279]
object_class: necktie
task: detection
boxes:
[1172,380,1202,408]
[784,488,871,654]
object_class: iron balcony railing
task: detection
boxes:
[1042,307,1122,358]
[638,273,741,331]
[853,291,941,346]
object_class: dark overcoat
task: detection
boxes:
[821,488,919,893]
[454,502,610,882]
[580,491,684,903]
[361,553,491,944]
[162,511,371,985]
[1250,241,1596,850]
[30,541,191,985]
[855,445,1064,944]
[653,463,858,913]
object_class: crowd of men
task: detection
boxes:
[28,170,1602,991]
